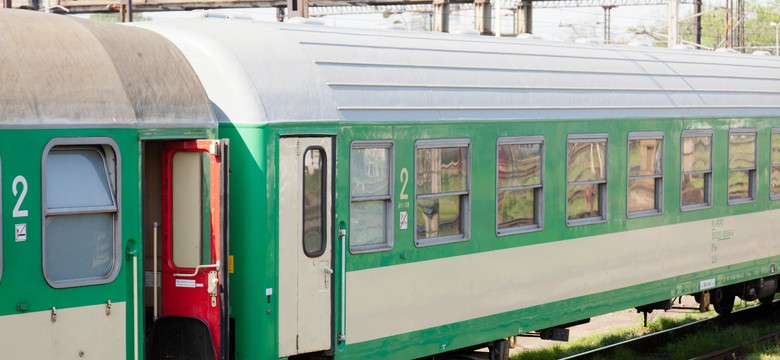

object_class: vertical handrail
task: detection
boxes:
[133,252,139,360]
[153,222,159,320]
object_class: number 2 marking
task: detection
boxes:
[12,175,28,218]
[399,168,409,200]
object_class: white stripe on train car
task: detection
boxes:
[346,210,780,343]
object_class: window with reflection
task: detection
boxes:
[496,136,543,235]
[567,135,607,225]
[302,147,326,257]
[772,130,780,199]
[627,133,663,217]
[44,142,120,288]
[350,141,393,253]
[728,129,756,203]
[415,139,470,246]
[681,130,712,210]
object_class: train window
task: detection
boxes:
[415,139,470,246]
[772,129,780,199]
[681,130,713,211]
[627,132,664,217]
[42,139,120,288]
[302,147,326,258]
[350,141,393,253]
[728,129,757,204]
[566,135,608,225]
[496,136,543,235]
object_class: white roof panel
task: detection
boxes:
[138,17,780,124]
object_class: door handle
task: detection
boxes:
[323,265,334,274]
[174,260,221,277]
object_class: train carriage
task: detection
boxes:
[137,15,780,360]
[5,9,780,360]
[0,10,229,360]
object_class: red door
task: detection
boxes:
[161,140,228,359]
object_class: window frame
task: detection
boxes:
[680,130,713,212]
[771,128,780,200]
[301,146,327,258]
[41,137,122,289]
[414,138,471,247]
[727,128,757,204]
[626,132,664,218]
[349,140,394,254]
[495,136,544,236]
[566,134,608,226]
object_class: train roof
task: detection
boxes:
[0,10,215,128]
[138,15,780,125]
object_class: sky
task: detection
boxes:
[145,0,775,45]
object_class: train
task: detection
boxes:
[3,8,780,360]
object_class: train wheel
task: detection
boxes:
[714,295,734,315]
[759,295,774,308]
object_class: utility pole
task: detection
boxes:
[602,5,615,44]
[694,0,702,45]
[667,0,678,47]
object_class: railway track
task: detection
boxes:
[560,301,780,360]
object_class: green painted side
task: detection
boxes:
[1,128,138,360]
[222,115,780,359]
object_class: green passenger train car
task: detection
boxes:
[139,15,780,359]
[5,8,780,360]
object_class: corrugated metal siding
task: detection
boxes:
[140,18,780,124]
[0,10,215,128]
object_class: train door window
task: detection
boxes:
[627,132,664,217]
[302,147,326,257]
[42,138,120,288]
[771,129,780,199]
[680,130,713,211]
[496,136,543,235]
[415,139,470,246]
[350,141,393,253]
[566,135,608,225]
[728,129,757,204]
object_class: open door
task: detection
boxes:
[153,139,229,360]
[278,137,334,357]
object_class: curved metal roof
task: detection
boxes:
[0,10,215,128]
[139,16,780,124]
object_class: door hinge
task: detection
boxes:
[296,335,300,350]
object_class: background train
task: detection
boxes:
[3,8,780,360]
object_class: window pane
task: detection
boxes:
[567,141,606,182]
[772,133,780,165]
[728,134,756,169]
[567,183,601,220]
[628,138,662,177]
[303,148,324,257]
[772,166,780,196]
[351,147,390,197]
[682,136,711,172]
[416,147,467,194]
[497,189,536,229]
[416,194,463,239]
[498,143,542,188]
[681,173,707,206]
[350,201,387,247]
[728,170,751,200]
[47,149,113,209]
[45,213,114,282]
[628,178,657,213]
[172,152,203,268]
